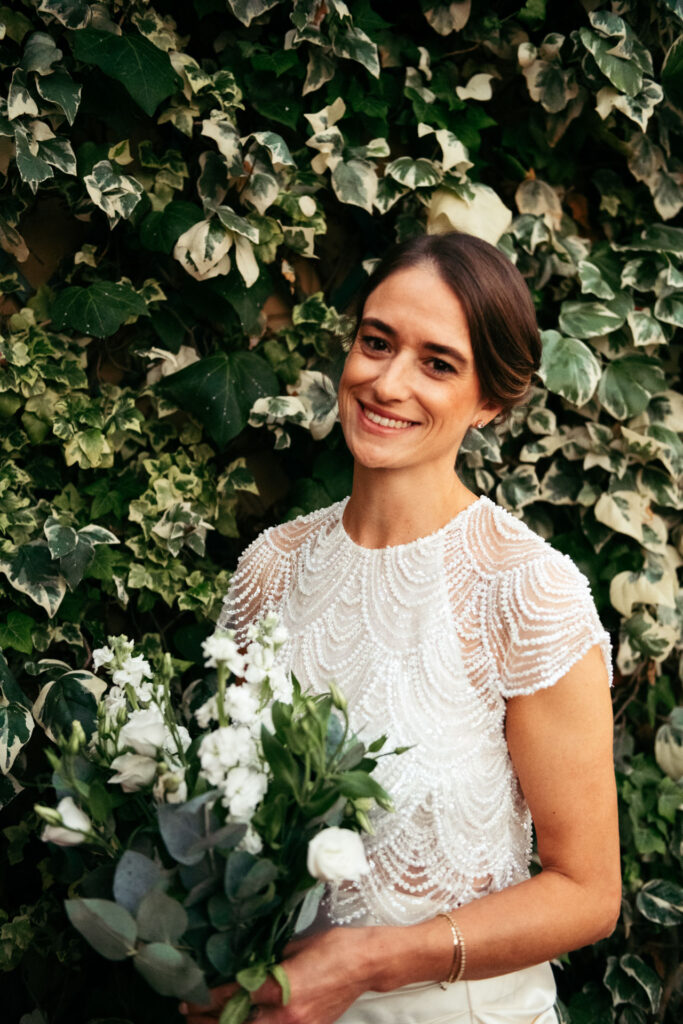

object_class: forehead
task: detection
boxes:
[363,264,470,340]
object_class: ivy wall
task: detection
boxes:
[0,1,681,1022]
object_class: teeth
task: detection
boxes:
[364,406,413,429]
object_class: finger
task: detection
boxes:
[182,982,240,1014]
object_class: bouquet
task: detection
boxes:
[35,615,399,1024]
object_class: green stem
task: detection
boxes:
[216,663,229,727]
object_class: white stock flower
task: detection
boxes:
[427,184,513,245]
[41,797,92,847]
[195,695,218,729]
[221,766,268,818]
[307,827,370,882]
[238,824,264,855]
[198,725,260,785]
[112,654,153,693]
[267,665,293,703]
[225,682,260,725]
[119,706,167,757]
[244,642,274,684]
[202,631,246,675]
[109,752,158,792]
[93,646,114,672]
[102,685,127,715]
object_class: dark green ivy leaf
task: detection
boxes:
[71,29,179,116]
[51,281,149,338]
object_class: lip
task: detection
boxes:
[356,399,419,434]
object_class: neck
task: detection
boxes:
[342,463,478,549]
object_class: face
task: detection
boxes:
[338,263,500,474]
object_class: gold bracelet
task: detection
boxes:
[437,911,466,988]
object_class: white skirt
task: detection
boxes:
[334,962,558,1024]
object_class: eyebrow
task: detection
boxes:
[359,317,470,369]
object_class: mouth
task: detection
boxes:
[358,400,418,431]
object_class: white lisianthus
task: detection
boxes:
[118,706,167,757]
[307,827,370,882]
[93,646,114,672]
[109,752,158,792]
[427,184,513,245]
[198,724,261,785]
[202,631,246,675]
[40,797,93,847]
[221,766,268,818]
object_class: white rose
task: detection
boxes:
[119,706,167,757]
[41,797,92,847]
[221,766,268,818]
[427,184,513,245]
[109,752,158,792]
[307,827,370,882]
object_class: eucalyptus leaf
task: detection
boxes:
[113,851,162,915]
[65,899,137,961]
[134,942,209,1003]
[136,889,188,943]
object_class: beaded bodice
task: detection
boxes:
[219,496,611,927]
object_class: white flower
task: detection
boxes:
[427,184,513,245]
[41,797,92,847]
[109,752,158,792]
[202,631,246,675]
[153,767,188,804]
[244,641,274,685]
[112,654,153,692]
[267,665,293,703]
[238,823,264,855]
[119,706,167,757]
[307,827,370,882]
[198,725,260,785]
[195,695,218,729]
[93,646,114,672]
[102,685,127,715]
[221,766,268,818]
[225,682,260,725]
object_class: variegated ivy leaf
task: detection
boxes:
[515,179,562,230]
[598,353,666,419]
[39,136,76,176]
[84,160,144,227]
[331,159,377,213]
[131,8,183,53]
[418,127,471,176]
[594,490,666,548]
[588,11,653,74]
[0,544,66,617]
[35,69,82,125]
[578,261,616,300]
[8,69,39,119]
[37,1,90,30]
[386,157,441,190]
[649,170,683,222]
[638,467,682,510]
[526,407,557,436]
[619,612,678,670]
[611,80,664,132]
[215,207,259,245]
[0,700,33,774]
[456,72,493,102]
[374,177,408,215]
[241,158,279,216]
[173,219,232,281]
[329,22,379,78]
[611,565,678,617]
[304,47,336,96]
[577,28,643,98]
[281,225,315,257]
[304,98,346,136]
[33,670,106,742]
[539,460,584,506]
[423,2,472,36]
[242,131,295,171]
[21,32,62,75]
[405,67,436,105]
[227,0,281,27]
[538,330,602,407]
[627,308,667,347]
[307,126,344,174]
[233,235,259,288]
[14,125,53,191]
[648,424,683,477]
[614,223,683,256]
[559,297,629,338]
[620,255,664,292]
[201,113,242,174]
[522,58,579,113]
[496,466,539,513]
[636,880,683,927]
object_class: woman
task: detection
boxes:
[184,232,621,1024]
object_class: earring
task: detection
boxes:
[475,420,485,429]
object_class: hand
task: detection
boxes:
[180,927,370,1024]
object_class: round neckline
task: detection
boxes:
[337,494,487,553]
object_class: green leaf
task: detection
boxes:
[140,202,204,254]
[37,1,90,30]
[598,354,666,419]
[260,726,300,794]
[35,69,82,124]
[226,0,281,28]
[235,962,268,992]
[65,899,137,961]
[578,27,643,96]
[662,36,683,110]
[33,671,103,741]
[136,890,188,944]
[113,850,162,915]
[0,611,34,656]
[159,351,278,447]
[134,942,209,1003]
[218,989,251,1024]
[386,157,441,189]
[270,964,291,1005]
[0,701,34,773]
[71,29,178,116]
[158,791,215,865]
[14,126,53,192]
[330,22,380,78]
[51,282,149,338]
[538,330,602,406]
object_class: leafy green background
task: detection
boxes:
[0,1,681,1022]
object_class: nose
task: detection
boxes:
[372,352,412,404]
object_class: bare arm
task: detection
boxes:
[184,644,621,1023]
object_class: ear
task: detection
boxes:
[473,399,504,429]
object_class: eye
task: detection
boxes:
[427,357,456,376]
[359,334,390,353]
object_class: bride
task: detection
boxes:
[183,231,621,1024]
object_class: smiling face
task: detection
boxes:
[338,262,501,475]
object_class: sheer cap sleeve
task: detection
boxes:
[490,550,612,699]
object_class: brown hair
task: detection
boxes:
[353,232,541,418]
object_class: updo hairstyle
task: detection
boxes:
[353,232,542,418]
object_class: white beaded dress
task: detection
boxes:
[219,494,612,1023]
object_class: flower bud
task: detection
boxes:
[327,681,347,713]
[68,720,87,754]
